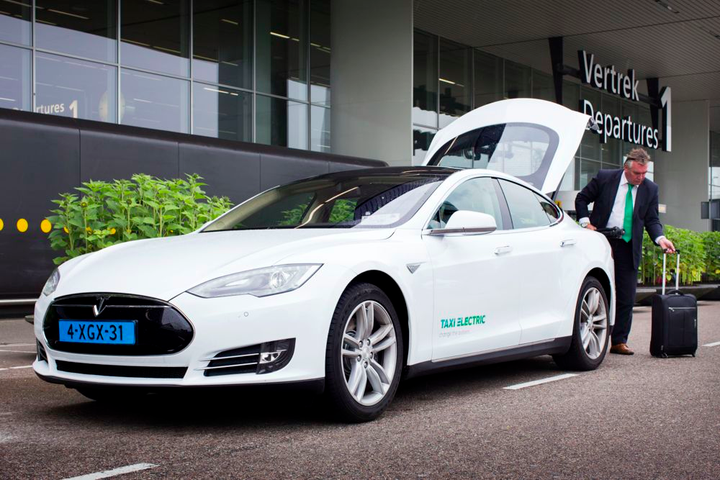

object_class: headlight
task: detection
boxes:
[42,268,61,296]
[188,264,322,298]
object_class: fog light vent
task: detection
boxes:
[201,338,295,377]
[36,341,48,363]
[258,338,295,374]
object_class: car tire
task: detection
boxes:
[325,282,403,423]
[553,276,609,371]
[75,386,148,403]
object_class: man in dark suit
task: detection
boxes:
[575,148,675,355]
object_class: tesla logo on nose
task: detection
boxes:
[92,296,109,317]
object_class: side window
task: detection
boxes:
[429,177,504,229]
[498,179,551,229]
[535,193,562,223]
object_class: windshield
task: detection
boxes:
[202,168,453,231]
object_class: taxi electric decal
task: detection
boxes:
[578,50,671,152]
[440,315,486,329]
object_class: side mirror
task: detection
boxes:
[429,210,497,236]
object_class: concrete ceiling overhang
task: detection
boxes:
[415,0,720,130]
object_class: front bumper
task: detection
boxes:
[33,287,337,388]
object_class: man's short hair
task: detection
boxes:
[625,148,651,167]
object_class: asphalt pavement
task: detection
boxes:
[1,302,719,480]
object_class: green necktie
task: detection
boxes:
[622,184,634,243]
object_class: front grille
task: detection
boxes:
[56,360,187,379]
[44,294,194,356]
[204,344,261,377]
[37,341,48,362]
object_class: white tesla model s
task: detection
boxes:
[34,99,615,421]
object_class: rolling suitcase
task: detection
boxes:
[650,252,698,358]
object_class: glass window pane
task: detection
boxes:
[310,0,330,106]
[601,95,621,166]
[310,105,330,152]
[532,71,555,102]
[439,39,471,128]
[121,0,190,77]
[193,0,252,89]
[36,1,117,62]
[35,52,116,122]
[499,179,551,229]
[504,60,530,99]
[412,125,436,166]
[474,50,502,108]
[579,159,601,190]
[256,0,307,101]
[193,83,251,141]
[0,1,31,45]
[256,95,308,149]
[431,177,504,230]
[562,80,579,110]
[580,87,601,161]
[0,44,31,111]
[413,30,437,127]
[120,69,188,133]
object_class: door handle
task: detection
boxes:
[561,239,576,247]
[494,245,512,255]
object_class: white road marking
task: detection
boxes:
[62,463,158,480]
[0,350,35,354]
[0,344,35,348]
[0,365,33,372]
[703,341,720,347]
[503,373,579,390]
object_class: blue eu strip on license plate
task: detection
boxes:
[58,320,136,345]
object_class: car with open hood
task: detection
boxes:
[34,98,614,422]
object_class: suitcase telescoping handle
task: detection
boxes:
[662,250,681,296]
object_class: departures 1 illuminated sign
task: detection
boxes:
[578,50,671,152]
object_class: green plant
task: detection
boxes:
[640,225,706,285]
[47,174,233,265]
[701,231,720,282]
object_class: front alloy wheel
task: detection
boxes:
[326,283,403,422]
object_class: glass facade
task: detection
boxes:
[0,0,330,151]
[413,29,661,189]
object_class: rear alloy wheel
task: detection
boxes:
[553,276,609,371]
[325,283,403,422]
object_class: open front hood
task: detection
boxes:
[53,229,393,301]
[422,99,589,194]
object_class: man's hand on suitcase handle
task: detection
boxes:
[659,237,676,253]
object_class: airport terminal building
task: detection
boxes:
[1,0,719,298]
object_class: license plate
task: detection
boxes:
[58,320,136,345]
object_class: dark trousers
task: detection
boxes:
[609,238,637,345]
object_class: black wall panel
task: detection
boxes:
[81,130,179,182]
[0,110,384,300]
[0,118,81,297]
[179,143,261,203]
[259,154,330,191]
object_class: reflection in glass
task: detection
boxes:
[504,60,530,99]
[35,52,116,122]
[193,83,251,142]
[439,39,471,127]
[474,50,502,108]
[580,87,601,161]
[256,0,307,101]
[36,0,117,62]
[532,71,555,102]
[412,125,436,165]
[413,31,437,127]
[0,44,31,111]
[310,0,330,105]
[121,0,190,77]
[310,105,330,152]
[193,0,252,89]
[256,95,307,149]
[579,159,601,190]
[0,0,31,45]
[120,69,188,133]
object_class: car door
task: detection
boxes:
[424,176,522,361]
[496,178,577,344]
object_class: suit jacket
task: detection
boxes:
[575,169,663,270]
